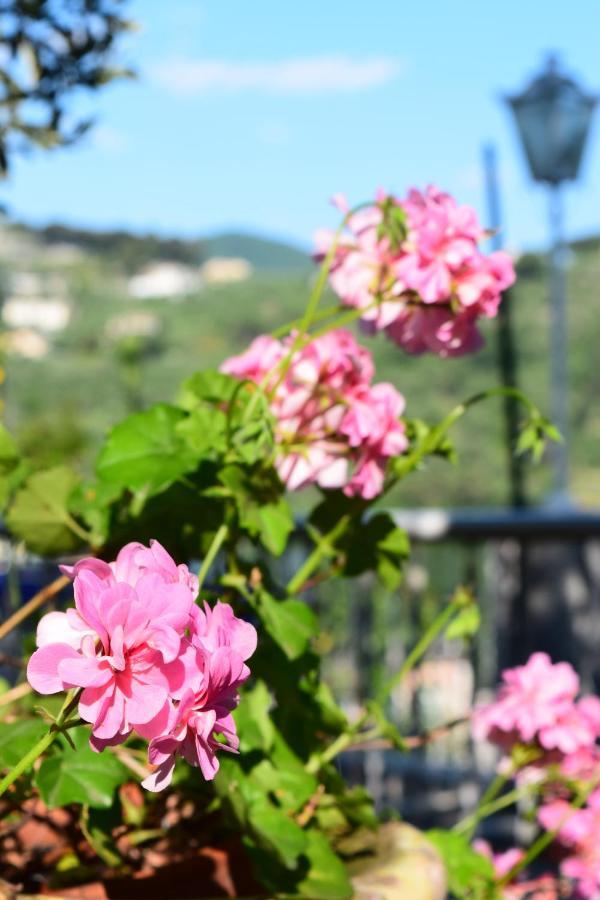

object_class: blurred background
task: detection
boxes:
[0,0,598,507]
[1,0,600,838]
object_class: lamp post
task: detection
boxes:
[505,55,597,506]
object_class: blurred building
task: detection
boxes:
[200,256,253,284]
[127,262,202,300]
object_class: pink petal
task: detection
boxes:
[58,655,113,688]
[27,643,80,694]
[36,611,89,650]
[142,756,176,792]
[124,680,169,726]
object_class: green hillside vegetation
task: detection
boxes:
[2,224,599,508]
[14,222,311,274]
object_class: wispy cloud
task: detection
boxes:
[152,55,403,97]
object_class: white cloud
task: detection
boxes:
[152,55,403,97]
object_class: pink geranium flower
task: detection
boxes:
[472,653,600,757]
[315,186,515,357]
[539,794,600,898]
[27,545,257,791]
[222,329,408,500]
[143,601,257,791]
[28,549,198,750]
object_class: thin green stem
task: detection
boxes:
[497,776,600,889]
[455,774,530,838]
[197,524,229,593]
[0,689,79,798]
[305,715,376,775]
[286,514,352,595]
[376,596,464,707]
[271,304,344,338]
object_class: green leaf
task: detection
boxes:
[96,404,198,495]
[234,680,275,752]
[247,797,308,869]
[0,719,48,768]
[176,404,227,458]
[258,591,318,660]
[6,465,83,554]
[250,497,294,556]
[250,759,318,814]
[178,369,240,409]
[218,464,291,554]
[0,423,19,475]
[445,603,481,641]
[296,831,352,899]
[426,830,496,899]
[35,728,128,809]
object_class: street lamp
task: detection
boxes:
[505,55,597,505]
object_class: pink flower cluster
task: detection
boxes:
[472,653,600,760]
[314,186,515,357]
[26,541,257,791]
[221,329,408,499]
[474,840,561,899]
[539,792,600,898]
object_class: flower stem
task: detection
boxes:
[286,514,352,595]
[454,771,529,838]
[197,524,229,593]
[376,594,464,707]
[497,776,600,889]
[0,688,79,798]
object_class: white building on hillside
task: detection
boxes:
[201,257,253,284]
[2,297,71,332]
[128,262,202,300]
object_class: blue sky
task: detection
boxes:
[4,0,600,251]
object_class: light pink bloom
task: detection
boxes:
[315,186,515,357]
[539,796,600,898]
[472,653,600,758]
[222,329,408,500]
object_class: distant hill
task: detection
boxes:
[201,232,310,273]
[12,222,310,274]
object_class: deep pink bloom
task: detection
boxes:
[28,545,257,789]
[28,561,197,750]
[472,653,600,758]
[143,601,257,791]
[222,329,407,499]
[315,186,515,357]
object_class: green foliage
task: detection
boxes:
[0,719,48,768]
[35,728,128,809]
[426,830,500,899]
[445,589,481,641]
[254,589,318,660]
[310,498,410,588]
[96,404,198,495]
[6,465,84,554]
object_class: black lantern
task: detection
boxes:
[506,56,597,185]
